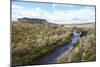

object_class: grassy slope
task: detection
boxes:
[54,27,96,63]
[12,22,72,65]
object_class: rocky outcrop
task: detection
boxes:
[17,17,47,24]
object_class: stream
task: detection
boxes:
[37,30,81,64]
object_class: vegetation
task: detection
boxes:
[54,27,96,63]
[12,18,96,66]
[12,20,73,66]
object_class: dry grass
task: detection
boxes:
[54,27,96,63]
[11,22,72,66]
[12,21,96,65]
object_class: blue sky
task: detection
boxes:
[12,1,95,24]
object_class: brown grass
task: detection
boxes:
[54,27,96,63]
[12,21,72,65]
[12,21,96,65]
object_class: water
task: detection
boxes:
[37,31,81,64]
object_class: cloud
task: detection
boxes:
[12,2,95,24]
[42,7,95,24]
[12,4,44,20]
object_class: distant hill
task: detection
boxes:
[63,22,95,25]
[12,18,95,28]
[59,22,95,28]
[12,18,59,29]
[17,17,46,23]
[15,17,57,26]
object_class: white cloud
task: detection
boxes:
[42,7,95,24]
[52,4,57,8]
[12,3,95,24]
[12,4,44,20]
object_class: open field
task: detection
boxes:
[59,22,95,28]
[12,19,73,66]
[11,18,96,66]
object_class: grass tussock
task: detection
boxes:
[54,27,96,63]
[12,22,72,65]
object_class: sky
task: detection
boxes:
[12,0,95,24]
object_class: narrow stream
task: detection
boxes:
[37,30,81,64]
